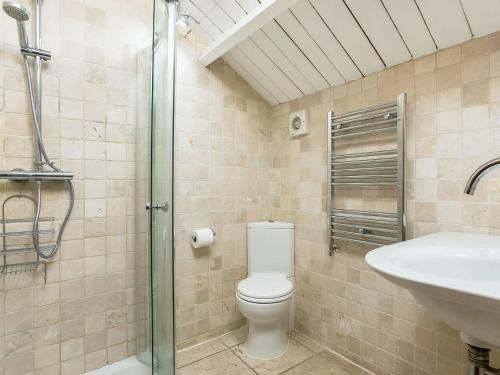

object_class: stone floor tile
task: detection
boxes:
[282,350,371,375]
[177,349,255,375]
[176,338,227,368]
[232,339,314,375]
[220,326,248,348]
[290,331,324,353]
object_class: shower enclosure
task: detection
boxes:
[136,0,176,374]
[0,0,176,372]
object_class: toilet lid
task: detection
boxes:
[237,273,293,300]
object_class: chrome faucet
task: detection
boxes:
[464,157,500,195]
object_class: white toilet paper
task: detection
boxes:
[191,228,215,248]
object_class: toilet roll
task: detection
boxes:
[191,228,215,248]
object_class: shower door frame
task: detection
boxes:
[149,0,177,373]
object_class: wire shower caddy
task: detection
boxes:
[0,172,73,282]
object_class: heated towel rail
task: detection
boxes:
[327,93,406,255]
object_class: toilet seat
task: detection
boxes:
[237,273,293,304]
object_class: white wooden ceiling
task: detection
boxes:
[181,0,500,105]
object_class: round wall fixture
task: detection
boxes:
[288,110,308,137]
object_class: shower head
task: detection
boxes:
[2,1,29,21]
[2,1,29,48]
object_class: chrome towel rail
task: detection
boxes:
[332,149,398,159]
[327,93,406,255]
[330,102,396,120]
[331,116,398,133]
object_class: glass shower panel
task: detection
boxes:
[151,0,176,374]
[135,0,176,374]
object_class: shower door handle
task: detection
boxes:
[145,202,169,211]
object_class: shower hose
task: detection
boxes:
[23,56,74,259]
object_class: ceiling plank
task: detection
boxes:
[207,5,235,32]
[261,20,329,92]
[276,10,345,86]
[190,0,217,14]
[184,0,223,39]
[415,0,471,49]
[199,0,301,66]
[229,48,290,103]
[290,0,361,82]
[239,38,304,99]
[461,0,500,38]
[224,53,280,105]
[234,0,261,13]
[344,0,411,66]
[217,0,248,22]
[202,0,303,100]
[251,29,317,95]
[381,0,436,58]
[309,0,384,75]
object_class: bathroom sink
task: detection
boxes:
[365,232,500,349]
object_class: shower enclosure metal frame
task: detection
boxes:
[151,1,177,373]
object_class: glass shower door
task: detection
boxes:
[135,0,175,373]
[150,0,176,374]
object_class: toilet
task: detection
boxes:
[236,221,294,359]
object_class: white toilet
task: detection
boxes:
[236,221,294,359]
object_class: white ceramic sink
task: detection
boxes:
[365,232,500,349]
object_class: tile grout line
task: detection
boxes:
[277,355,315,375]
[294,331,375,375]
[230,349,259,375]
[230,336,316,375]
[176,329,248,369]
[275,337,317,374]
[176,345,228,370]
[177,331,370,374]
[228,344,254,371]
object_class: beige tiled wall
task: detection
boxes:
[174,35,279,349]
[271,33,500,374]
[0,0,151,373]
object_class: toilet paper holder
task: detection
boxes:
[190,228,216,239]
[191,227,216,248]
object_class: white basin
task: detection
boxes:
[365,231,500,349]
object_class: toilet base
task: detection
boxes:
[245,318,289,360]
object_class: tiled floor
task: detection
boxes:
[176,329,371,375]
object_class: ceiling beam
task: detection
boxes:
[199,0,300,66]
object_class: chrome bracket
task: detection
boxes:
[145,202,169,211]
[20,47,52,60]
